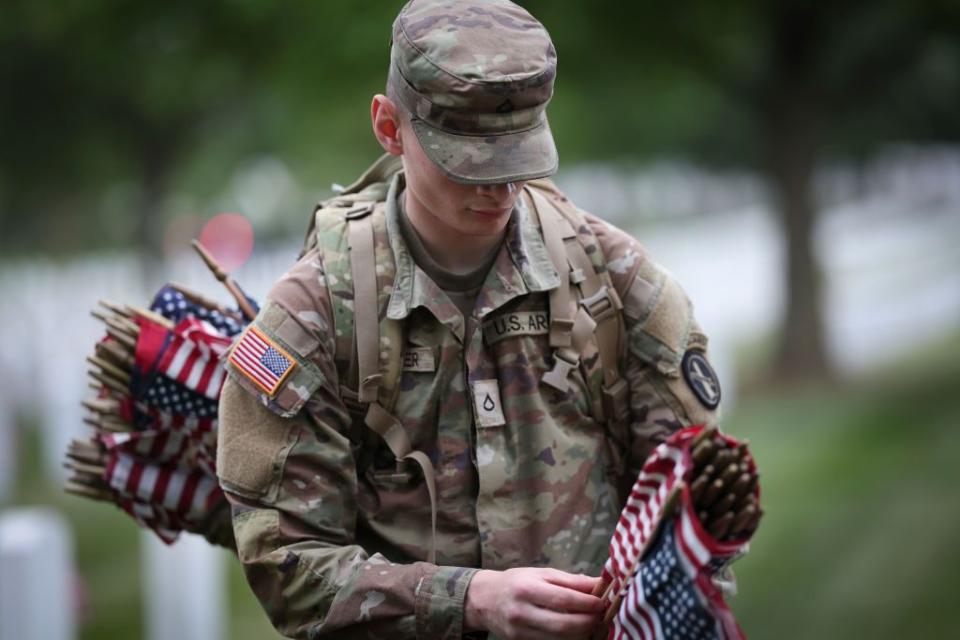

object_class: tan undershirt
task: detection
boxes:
[397,192,502,319]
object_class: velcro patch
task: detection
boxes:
[402,347,436,372]
[483,311,549,345]
[227,326,296,397]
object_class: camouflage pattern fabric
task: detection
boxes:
[388,0,559,184]
[217,175,720,639]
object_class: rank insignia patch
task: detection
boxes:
[228,326,295,397]
[681,350,721,409]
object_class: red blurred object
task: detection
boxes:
[197,213,254,272]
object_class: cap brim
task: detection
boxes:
[410,117,559,185]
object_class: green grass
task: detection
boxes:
[8,335,960,639]
[728,338,960,638]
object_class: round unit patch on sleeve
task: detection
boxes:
[681,350,721,410]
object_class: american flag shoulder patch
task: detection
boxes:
[227,325,296,397]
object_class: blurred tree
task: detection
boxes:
[1,0,958,377]
[0,1,336,272]
[526,0,960,379]
[0,1,402,262]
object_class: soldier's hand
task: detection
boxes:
[464,567,604,639]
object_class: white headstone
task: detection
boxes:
[0,406,14,504]
[142,532,225,640]
[0,508,76,640]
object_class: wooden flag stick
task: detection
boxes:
[95,341,135,370]
[67,440,106,465]
[87,366,128,391]
[87,386,123,404]
[83,416,131,433]
[63,460,107,477]
[104,327,136,350]
[91,309,141,337]
[87,356,132,385]
[82,398,119,414]
[191,240,257,321]
[68,438,104,454]
[64,481,112,502]
[691,426,718,449]
[88,370,128,395]
[66,450,106,467]
[106,314,141,337]
[98,300,133,319]
[99,420,133,433]
[102,299,176,331]
[169,282,240,318]
[124,303,174,330]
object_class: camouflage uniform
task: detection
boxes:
[216,1,721,638]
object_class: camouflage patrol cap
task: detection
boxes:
[388,0,558,184]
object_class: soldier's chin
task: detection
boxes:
[469,206,512,219]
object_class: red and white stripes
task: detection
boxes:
[157,319,231,399]
[106,452,223,527]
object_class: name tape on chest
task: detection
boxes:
[483,311,549,346]
[227,325,296,397]
[402,347,436,372]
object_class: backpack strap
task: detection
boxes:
[345,205,438,564]
[347,212,382,404]
[525,183,631,481]
[308,158,436,561]
[562,220,629,424]
[536,191,575,349]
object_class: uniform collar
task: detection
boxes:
[385,173,560,331]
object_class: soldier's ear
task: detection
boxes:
[371,94,404,156]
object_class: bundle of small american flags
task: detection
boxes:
[595,426,761,640]
[63,284,254,549]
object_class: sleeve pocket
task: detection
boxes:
[217,376,298,501]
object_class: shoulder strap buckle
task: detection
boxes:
[345,201,375,220]
[579,285,622,323]
[542,348,579,392]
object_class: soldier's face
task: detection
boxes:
[399,119,525,238]
[373,94,525,237]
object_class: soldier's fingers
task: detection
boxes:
[526,581,605,613]
[591,574,610,594]
[541,569,602,594]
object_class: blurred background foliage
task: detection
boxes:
[2,0,959,377]
[2,1,960,639]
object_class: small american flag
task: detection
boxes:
[227,326,294,396]
[105,451,223,542]
[157,319,231,400]
[149,285,251,337]
[602,427,752,640]
[89,286,253,543]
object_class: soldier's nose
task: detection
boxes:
[476,181,518,203]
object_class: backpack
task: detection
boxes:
[299,153,631,560]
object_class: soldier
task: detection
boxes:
[216,1,723,639]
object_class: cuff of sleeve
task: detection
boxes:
[414,565,479,640]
